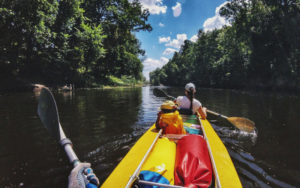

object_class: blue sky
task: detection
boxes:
[132,0,230,80]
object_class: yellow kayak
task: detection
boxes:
[101,115,242,188]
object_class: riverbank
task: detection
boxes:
[0,80,145,94]
[2,80,299,95]
[1,75,297,94]
[0,75,145,93]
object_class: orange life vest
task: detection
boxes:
[158,111,186,134]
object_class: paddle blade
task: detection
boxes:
[37,87,60,141]
[153,88,176,100]
[227,117,255,132]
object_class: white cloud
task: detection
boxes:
[190,35,198,42]
[203,1,231,32]
[172,2,182,17]
[159,36,170,43]
[143,57,169,72]
[165,33,187,49]
[158,22,165,27]
[133,0,167,15]
[143,57,169,80]
[163,48,177,55]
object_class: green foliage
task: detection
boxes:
[150,0,300,90]
[81,0,151,84]
[0,0,150,89]
[107,75,140,86]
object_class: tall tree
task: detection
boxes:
[151,0,300,90]
[82,0,152,82]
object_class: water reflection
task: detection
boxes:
[167,87,300,187]
[0,87,299,187]
[59,90,74,102]
[211,121,295,188]
[230,149,296,188]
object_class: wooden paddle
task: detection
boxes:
[152,88,255,132]
[37,87,98,187]
[206,109,255,133]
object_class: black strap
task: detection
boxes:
[178,108,193,115]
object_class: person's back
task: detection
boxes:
[176,96,201,114]
[175,83,207,119]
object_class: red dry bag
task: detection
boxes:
[175,135,213,188]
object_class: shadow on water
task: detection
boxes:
[212,122,296,188]
[0,86,299,187]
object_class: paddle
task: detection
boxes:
[37,87,98,187]
[153,87,176,101]
[152,88,255,132]
[205,109,255,133]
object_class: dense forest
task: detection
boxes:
[0,0,151,90]
[150,0,300,90]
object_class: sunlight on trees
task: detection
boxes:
[150,0,300,90]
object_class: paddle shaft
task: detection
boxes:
[38,87,80,167]
[58,124,80,167]
[37,87,98,188]
[206,109,228,119]
[125,129,163,188]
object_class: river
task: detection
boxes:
[0,86,299,187]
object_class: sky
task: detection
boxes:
[132,0,230,80]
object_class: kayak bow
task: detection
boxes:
[101,114,242,188]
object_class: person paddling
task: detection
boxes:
[175,83,207,119]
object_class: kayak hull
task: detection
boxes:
[101,115,242,188]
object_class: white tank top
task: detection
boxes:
[176,96,202,114]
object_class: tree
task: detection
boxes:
[151,0,300,90]
[82,0,152,83]
[1,0,151,88]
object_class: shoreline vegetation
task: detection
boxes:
[0,76,144,93]
[1,0,299,94]
[150,0,300,92]
[1,0,151,92]
[1,78,300,95]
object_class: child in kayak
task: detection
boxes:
[175,82,207,119]
[155,100,186,134]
